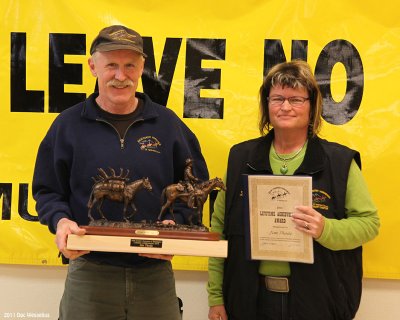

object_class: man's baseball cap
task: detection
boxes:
[90,25,147,57]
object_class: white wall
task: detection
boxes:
[1,264,399,320]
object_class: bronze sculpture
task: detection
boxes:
[87,168,152,222]
[86,159,225,232]
[158,177,226,225]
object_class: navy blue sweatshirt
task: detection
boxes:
[33,92,209,266]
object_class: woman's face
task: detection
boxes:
[268,85,311,133]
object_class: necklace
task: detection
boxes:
[273,141,307,175]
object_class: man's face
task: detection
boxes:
[88,50,144,112]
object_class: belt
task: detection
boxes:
[260,275,290,293]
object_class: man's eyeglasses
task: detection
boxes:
[267,96,309,107]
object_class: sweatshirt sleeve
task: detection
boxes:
[32,134,72,234]
[317,160,380,250]
[207,176,226,306]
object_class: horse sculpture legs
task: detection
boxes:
[187,196,203,226]
[158,200,176,222]
[158,186,205,225]
[88,197,107,221]
[122,199,138,222]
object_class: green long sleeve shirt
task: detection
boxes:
[207,145,380,306]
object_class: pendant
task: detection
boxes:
[280,164,288,175]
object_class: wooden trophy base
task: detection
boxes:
[66,221,228,257]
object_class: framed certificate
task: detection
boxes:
[244,175,314,263]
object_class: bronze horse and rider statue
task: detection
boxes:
[86,160,225,227]
[158,159,226,226]
[158,176,226,225]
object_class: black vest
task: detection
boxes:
[222,132,362,320]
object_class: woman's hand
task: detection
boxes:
[291,205,325,238]
[208,305,228,320]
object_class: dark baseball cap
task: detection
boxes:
[90,25,147,57]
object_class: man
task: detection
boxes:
[32,25,208,320]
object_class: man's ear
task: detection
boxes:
[88,57,97,77]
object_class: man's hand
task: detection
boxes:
[56,218,89,260]
[138,219,175,260]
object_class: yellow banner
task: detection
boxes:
[0,0,398,278]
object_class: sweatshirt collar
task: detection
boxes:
[81,92,159,121]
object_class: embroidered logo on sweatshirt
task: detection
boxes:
[312,189,330,210]
[137,136,161,153]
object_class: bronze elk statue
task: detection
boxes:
[87,168,152,222]
[158,177,226,225]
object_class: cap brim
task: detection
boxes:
[94,44,147,57]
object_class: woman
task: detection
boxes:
[207,60,379,320]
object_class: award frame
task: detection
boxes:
[244,175,314,263]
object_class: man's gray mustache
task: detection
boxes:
[107,80,134,87]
